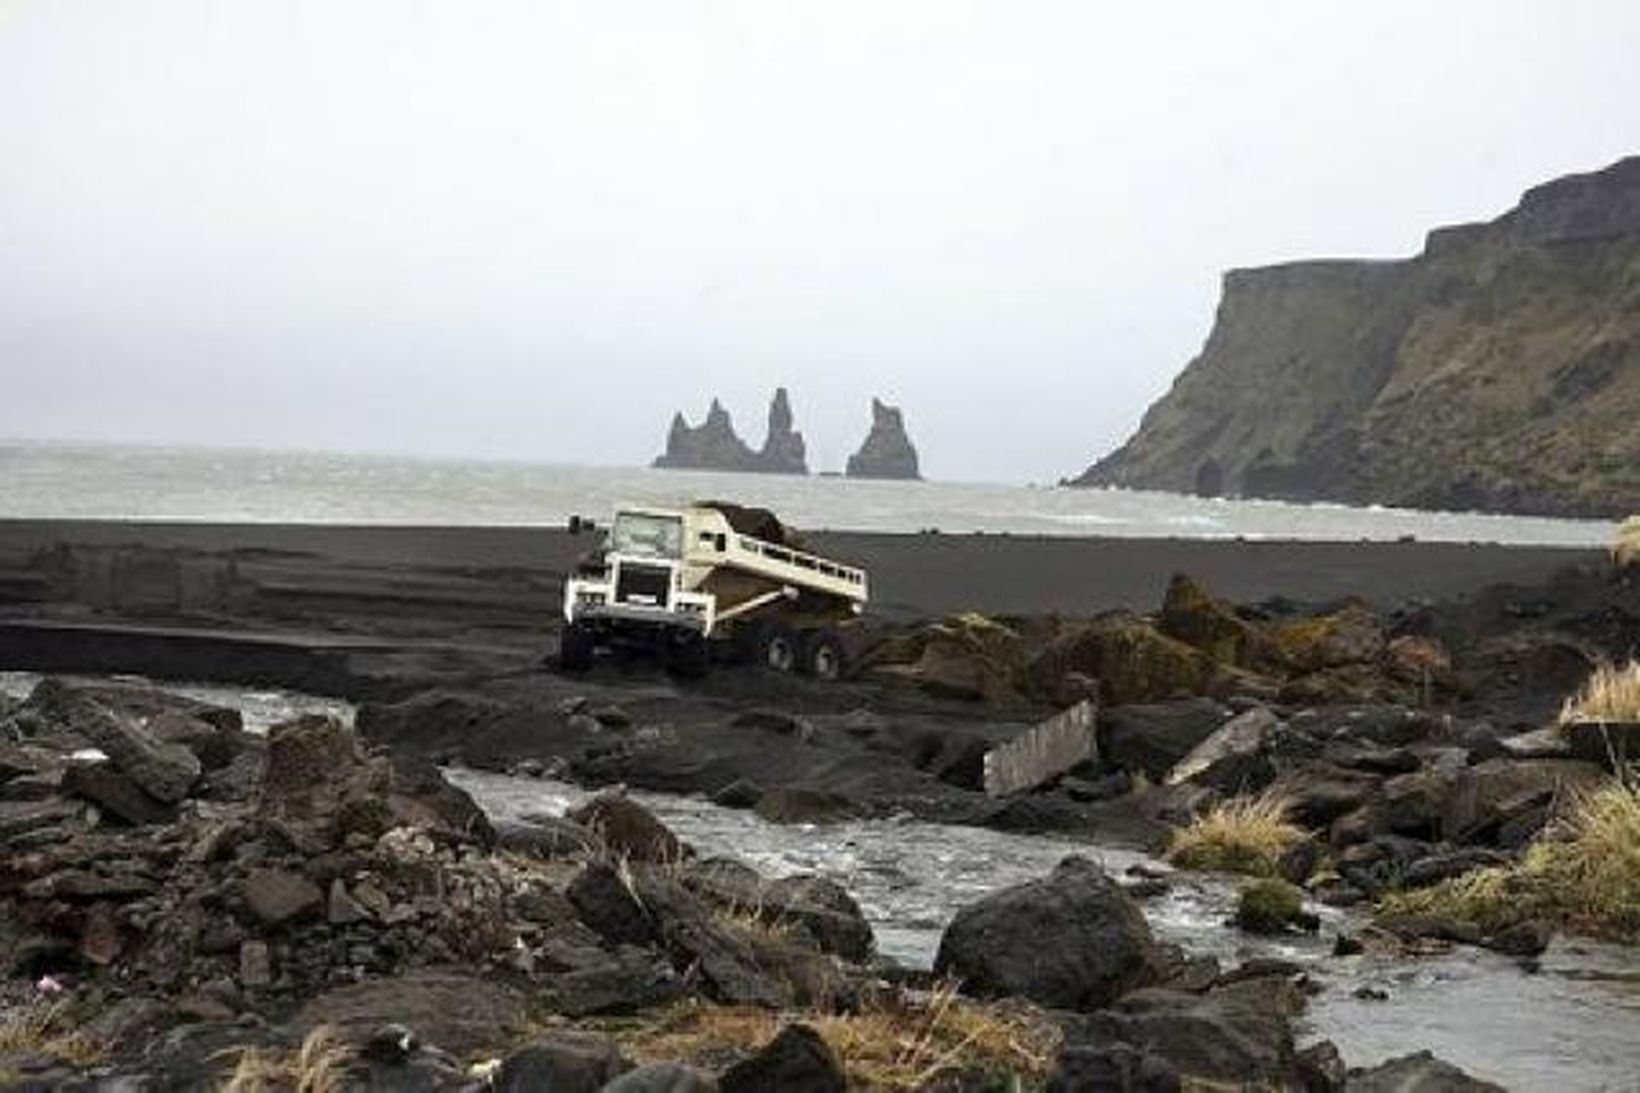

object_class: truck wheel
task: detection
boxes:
[801,629,847,681]
[667,633,711,679]
[558,622,595,673]
[752,621,799,674]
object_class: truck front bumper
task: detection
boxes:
[571,602,710,635]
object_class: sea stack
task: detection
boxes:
[653,389,809,474]
[846,397,921,480]
[758,387,808,474]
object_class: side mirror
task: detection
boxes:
[568,515,596,536]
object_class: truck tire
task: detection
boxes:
[751,621,799,674]
[801,628,847,681]
[558,622,595,673]
[667,633,711,679]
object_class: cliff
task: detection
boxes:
[653,389,808,475]
[1073,156,1640,518]
[847,397,921,480]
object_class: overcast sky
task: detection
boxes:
[3,2,1638,481]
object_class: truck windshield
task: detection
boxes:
[610,513,683,560]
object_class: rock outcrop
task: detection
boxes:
[653,389,808,474]
[845,397,921,480]
[1074,155,1640,518]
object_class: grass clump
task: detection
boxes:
[0,1001,105,1069]
[1235,878,1306,934]
[1560,660,1640,726]
[217,1026,355,1093]
[1613,516,1640,574]
[1383,780,1640,940]
[1168,792,1305,877]
[605,982,1061,1091]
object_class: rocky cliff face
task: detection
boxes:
[1074,156,1640,518]
[653,389,808,474]
[846,398,921,480]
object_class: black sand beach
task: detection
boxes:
[0,518,1599,625]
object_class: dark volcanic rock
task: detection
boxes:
[720,1023,845,1093]
[654,389,809,474]
[845,397,921,480]
[25,680,201,802]
[1100,698,1230,780]
[567,791,685,863]
[1346,1050,1506,1092]
[494,1030,629,1093]
[603,1064,718,1092]
[934,856,1160,1010]
[1060,977,1304,1088]
[62,761,177,826]
[242,868,323,926]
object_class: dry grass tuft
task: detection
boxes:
[1168,791,1306,877]
[714,900,799,946]
[0,1001,105,1068]
[1384,779,1640,940]
[606,983,1060,1091]
[1613,516,1640,574]
[217,1025,355,1093]
[1560,660,1640,726]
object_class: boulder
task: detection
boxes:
[1268,762,1380,826]
[1059,977,1302,1087]
[242,868,323,927]
[1165,706,1278,792]
[1384,634,1454,686]
[934,856,1161,1010]
[719,1024,844,1093]
[540,947,685,1018]
[602,1064,719,1092]
[1345,1050,1506,1092]
[1100,698,1230,780]
[685,858,875,962]
[497,816,595,858]
[1562,720,1640,770]
[1270,604,1386,671]
[493,1031,629,1093]
[752,787,852,825]
[1158,574,1264,665]
[29,683,200,802]
[569,863,658,948]
[568,792,685,863]
[1287,705,1439,748]
[1031,616,1220,707]
[61,762,177,826]
[259,714,493,850]
[1049,1042,1181,1092]
[1440,758,1604,844]
[867,614,1024,702]
[294,972,529,1057]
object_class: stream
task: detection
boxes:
[5,672,1639,1091]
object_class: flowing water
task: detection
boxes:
[4,671,1639,1091]
[0,442,1617,546]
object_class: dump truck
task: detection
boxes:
[559,502,868,678]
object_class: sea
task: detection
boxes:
[0,441,1619,546]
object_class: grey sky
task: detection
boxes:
[3,1,1638,481]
